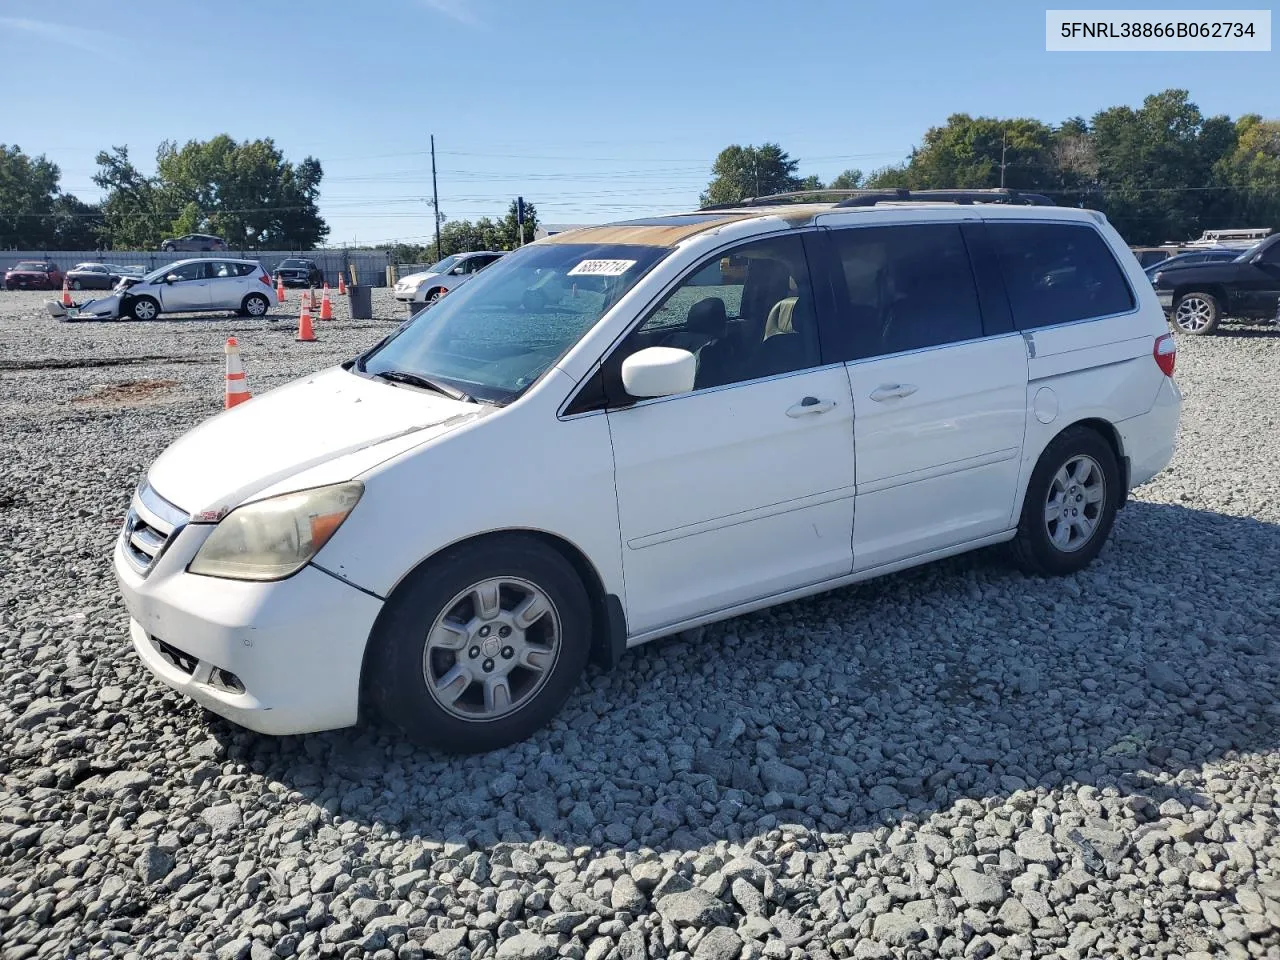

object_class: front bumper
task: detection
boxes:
[114,522,383,735]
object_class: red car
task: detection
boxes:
[4,259,64,291]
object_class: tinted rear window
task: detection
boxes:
[989,222,1134,329]
[830,223,984,358]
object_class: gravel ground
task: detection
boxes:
[1,289,1278,960]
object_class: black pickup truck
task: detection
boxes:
[1152,233,1280,335]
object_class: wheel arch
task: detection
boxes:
[1171,283,1227,307]
[357,528,627,716]
[1018,417,1129,521]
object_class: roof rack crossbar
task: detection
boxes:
[701,187,1055,211]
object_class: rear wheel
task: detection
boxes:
[1010,426,1119,576]
[1171,291,1221,335]
[129,296,159,321]
[366,535,591,753]
[241,293,269,317]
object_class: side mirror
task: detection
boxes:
[164,275,178,284]
[621,346,697,399]
[449,266,464,275]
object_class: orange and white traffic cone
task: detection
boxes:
[319,283,333,320]
[337,272,347,296]
[224,337,251,408]
[296,298,316,342]
[276,276,286,303]
[61,278,73,307]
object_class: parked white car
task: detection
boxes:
[60,258,275,321]
[114,191,1180,753]
[393,251,505,307]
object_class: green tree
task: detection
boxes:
[1090,89,1237,243]
[700,144,802,205]
[93,145,167,249]
[1212,114,1280,227]
[797,174,824,192]
[0,144,85,248]
[828,168,865,190]
[155,136,328,248]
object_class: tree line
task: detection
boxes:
[0,136,328,251]
[701,90,1280,245]
[385,200,540,266]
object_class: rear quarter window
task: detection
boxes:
[989,222,1135,329]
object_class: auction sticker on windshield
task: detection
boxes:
[567,259,637,277]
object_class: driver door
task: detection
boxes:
[159,261,212,311]
[604,233,856,636]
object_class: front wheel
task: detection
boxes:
[1171,291,1221,335]
[72,280,82,290]
[129,296,160,321]
[241,293,269,317]
[162,244,175,253]
[1009,426,1120,576]
[366,535,592,753]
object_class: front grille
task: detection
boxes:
[120,481,188,576]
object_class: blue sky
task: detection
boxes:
[1,0,1275,245]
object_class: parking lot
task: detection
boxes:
[1,289,1278,960]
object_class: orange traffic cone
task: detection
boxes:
[224,337,251,408]
[276,276,286,303]
[61,278,73,307]
[337,272,347,296]
[296,298,316,342]
[319,283,333,320]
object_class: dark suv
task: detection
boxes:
[1152,234,1280,334]
[160,234,228,252]
[274,258,324,288]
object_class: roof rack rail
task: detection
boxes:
[701,187,1055,211]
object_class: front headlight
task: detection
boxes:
[1151,272,1163,286]
[188,482,363,581]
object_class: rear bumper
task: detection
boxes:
[1119,376,1181,488]
[114,527,383,735]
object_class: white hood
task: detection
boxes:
[147,366,486,515]
[395,270,441,288]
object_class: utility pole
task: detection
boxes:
[1000,133,1008,188]
[430,134,441,261]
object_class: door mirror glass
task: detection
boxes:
[164,274,178,284]
[621,346,697,398]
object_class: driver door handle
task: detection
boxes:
[786,396,837,417]
[870,383,918,402]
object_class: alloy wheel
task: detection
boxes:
[422,577,561,721]
[1044,454,1106,552]
[1174,296,1213,332]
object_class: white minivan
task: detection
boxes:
[114,190,1181,753]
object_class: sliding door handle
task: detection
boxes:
[869,383,918,402]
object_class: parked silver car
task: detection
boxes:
[52,258,275,321]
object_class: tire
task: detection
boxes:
[366,535,592,753]
[129,296,160,321]
[1009,425,1120,577]
[241,293,269,317]
[71,280,82,290]
[425,288,444,305]
[162,244,175,253]
[1171,291,1221,335]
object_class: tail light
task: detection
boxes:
[259,273,271,287]
[1153,333,1176,377]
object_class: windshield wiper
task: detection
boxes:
[372,369,473,402]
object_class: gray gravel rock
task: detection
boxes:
[495,931,556,960]
[657,888,733,927]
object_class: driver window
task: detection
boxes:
[614,234,821,395]
[168,262,205,282]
